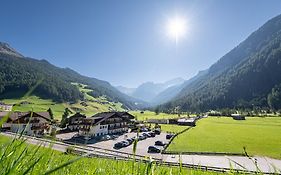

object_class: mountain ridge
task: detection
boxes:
[0,44,146,110]
[160,13,281,112]
[116,77,185,104]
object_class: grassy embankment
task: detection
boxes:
[0,135,223,175]
[129,111,180,121]
[1,83,124,120]
[159,124,189,134]
[167,117,281,159]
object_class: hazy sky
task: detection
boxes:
[0,0,281,87]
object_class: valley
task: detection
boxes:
[0,2,281,174]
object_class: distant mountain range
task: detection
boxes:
[159,14,281,112]
[0,42,147,110]
[116,78,185,104]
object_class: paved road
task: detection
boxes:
[164,154,281,173]
[1,132,281,174]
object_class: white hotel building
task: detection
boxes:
[78,112,134,138]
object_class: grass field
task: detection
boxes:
[129,111,180,121]
[0,135,221,175]
[167,117,281,159]
[1,83,124,120]
[160,124,189,134]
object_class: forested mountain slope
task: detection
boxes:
[161,14,281,112]
[0,43,145,109]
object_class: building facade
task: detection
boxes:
[66,113,86,131]
[7,112,52,136]
[78,112,134,138]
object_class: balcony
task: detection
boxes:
[108,124,127,130]
[31,123,49,130]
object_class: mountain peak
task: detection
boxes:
[0,42,24,57]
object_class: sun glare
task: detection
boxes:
[166,16,187,43]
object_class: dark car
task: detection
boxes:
[112,135,118,139]
[143,133,151,137]
[126,138,133,144]
[138,135,146,140]
[121,141,130,147]
[114,142,124,149]
[149,132,155,137]
[155,141,165,146]
[147,146,161,153]
[166,134,174,139]
[154,128,161,135]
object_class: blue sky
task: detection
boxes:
[0,0,281,87]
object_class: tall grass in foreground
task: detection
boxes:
[0,135,232,175]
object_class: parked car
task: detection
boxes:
[112,135,118,139]
[166,134,174,139]
[138,135,146,140]
[126,138,133,144]
[155,141,165,146]
[142,133,149,138]
[147,146,161,153]
[121,140,130,147]
[154,128,161,135]
[140,128,149,132]
[149,132,155,137]
[143,132,153,138]
[101,135,111,141]
[114,142,124,149]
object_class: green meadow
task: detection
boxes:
[167,117,281,159]
[129,111,180,121]
[160,124,189,134]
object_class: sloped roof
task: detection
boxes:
[84,112,135,126]
[69,113,86,119]
[6,111,51,122]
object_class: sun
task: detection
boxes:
[166,16,187,43]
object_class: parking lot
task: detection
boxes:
[56,130,170,159]
[88,132,168,159]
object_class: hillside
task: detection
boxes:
[1,83,124,119]
[161,14,281,112]
[151,70,207,105]
[0,43,146,110]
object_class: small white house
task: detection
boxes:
[231,114,246,120]
[0,102,13,111]
[177,118,196,126]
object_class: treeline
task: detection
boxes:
[0,54,82,102]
